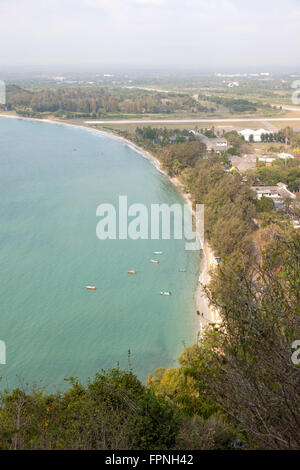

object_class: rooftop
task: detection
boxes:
[252,183,296,201]
[230,155,256,172]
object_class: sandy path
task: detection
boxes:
[85,117,300,125]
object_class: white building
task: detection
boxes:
[252,183,296,209]
[239,128,273,142]
[277,152,294,159]
[228,81,239,88]
[258,156,276,164]
[196,133,228,152]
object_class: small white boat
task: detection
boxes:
[154,251,163,255]
[160,291,171,296]
[150,259,160,264]
[86,284,96,290]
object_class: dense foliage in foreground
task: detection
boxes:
[0,369,179,450]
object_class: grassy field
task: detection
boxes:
[251,141,291,154]
[270,120,300,130]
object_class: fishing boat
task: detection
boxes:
[153,251,163,255]
[127,270,137,274]
[150,259,160,264]
[160,291,171,296]
[86,284,96,290]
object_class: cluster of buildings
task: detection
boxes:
[187,126,298,163]
[216,72,271,78]
[251,182,296,210]
[185,126,299,226]
[230,152,296,173]
[257,153,295,165]
[188,127,278,150]
[188,127,292,150]
[227,81,239,88]
[186,126,299,224]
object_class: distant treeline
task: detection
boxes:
[202,95,258,113]
[4,85,212,117]
[2,84,272,118]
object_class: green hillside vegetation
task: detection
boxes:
[0,369,179,450]
[149,228,300,450]
[126,127,257,259]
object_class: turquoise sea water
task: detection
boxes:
[0,117,200,390]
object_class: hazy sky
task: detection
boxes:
[0,0,299,69]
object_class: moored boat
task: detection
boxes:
[160,291,171,296]
[127,270,137,274]
[153,251,163,255]
[150,259,160,264]
[86,284,96,290]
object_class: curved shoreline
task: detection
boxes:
[0,113,218,331]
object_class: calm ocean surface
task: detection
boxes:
[0,117,200,390]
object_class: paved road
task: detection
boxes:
[273,105,300,112]
[86,117,300,125]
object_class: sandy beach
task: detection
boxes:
[168,176,221,329]
[0,112,220,331]
[196,241,221,327]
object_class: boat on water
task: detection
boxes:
[86,284,96,290]
[153,251,163,255]
[127,270,137,274]
[160,291,172,296]
[179,269,187,273]
[150,259,160,264]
